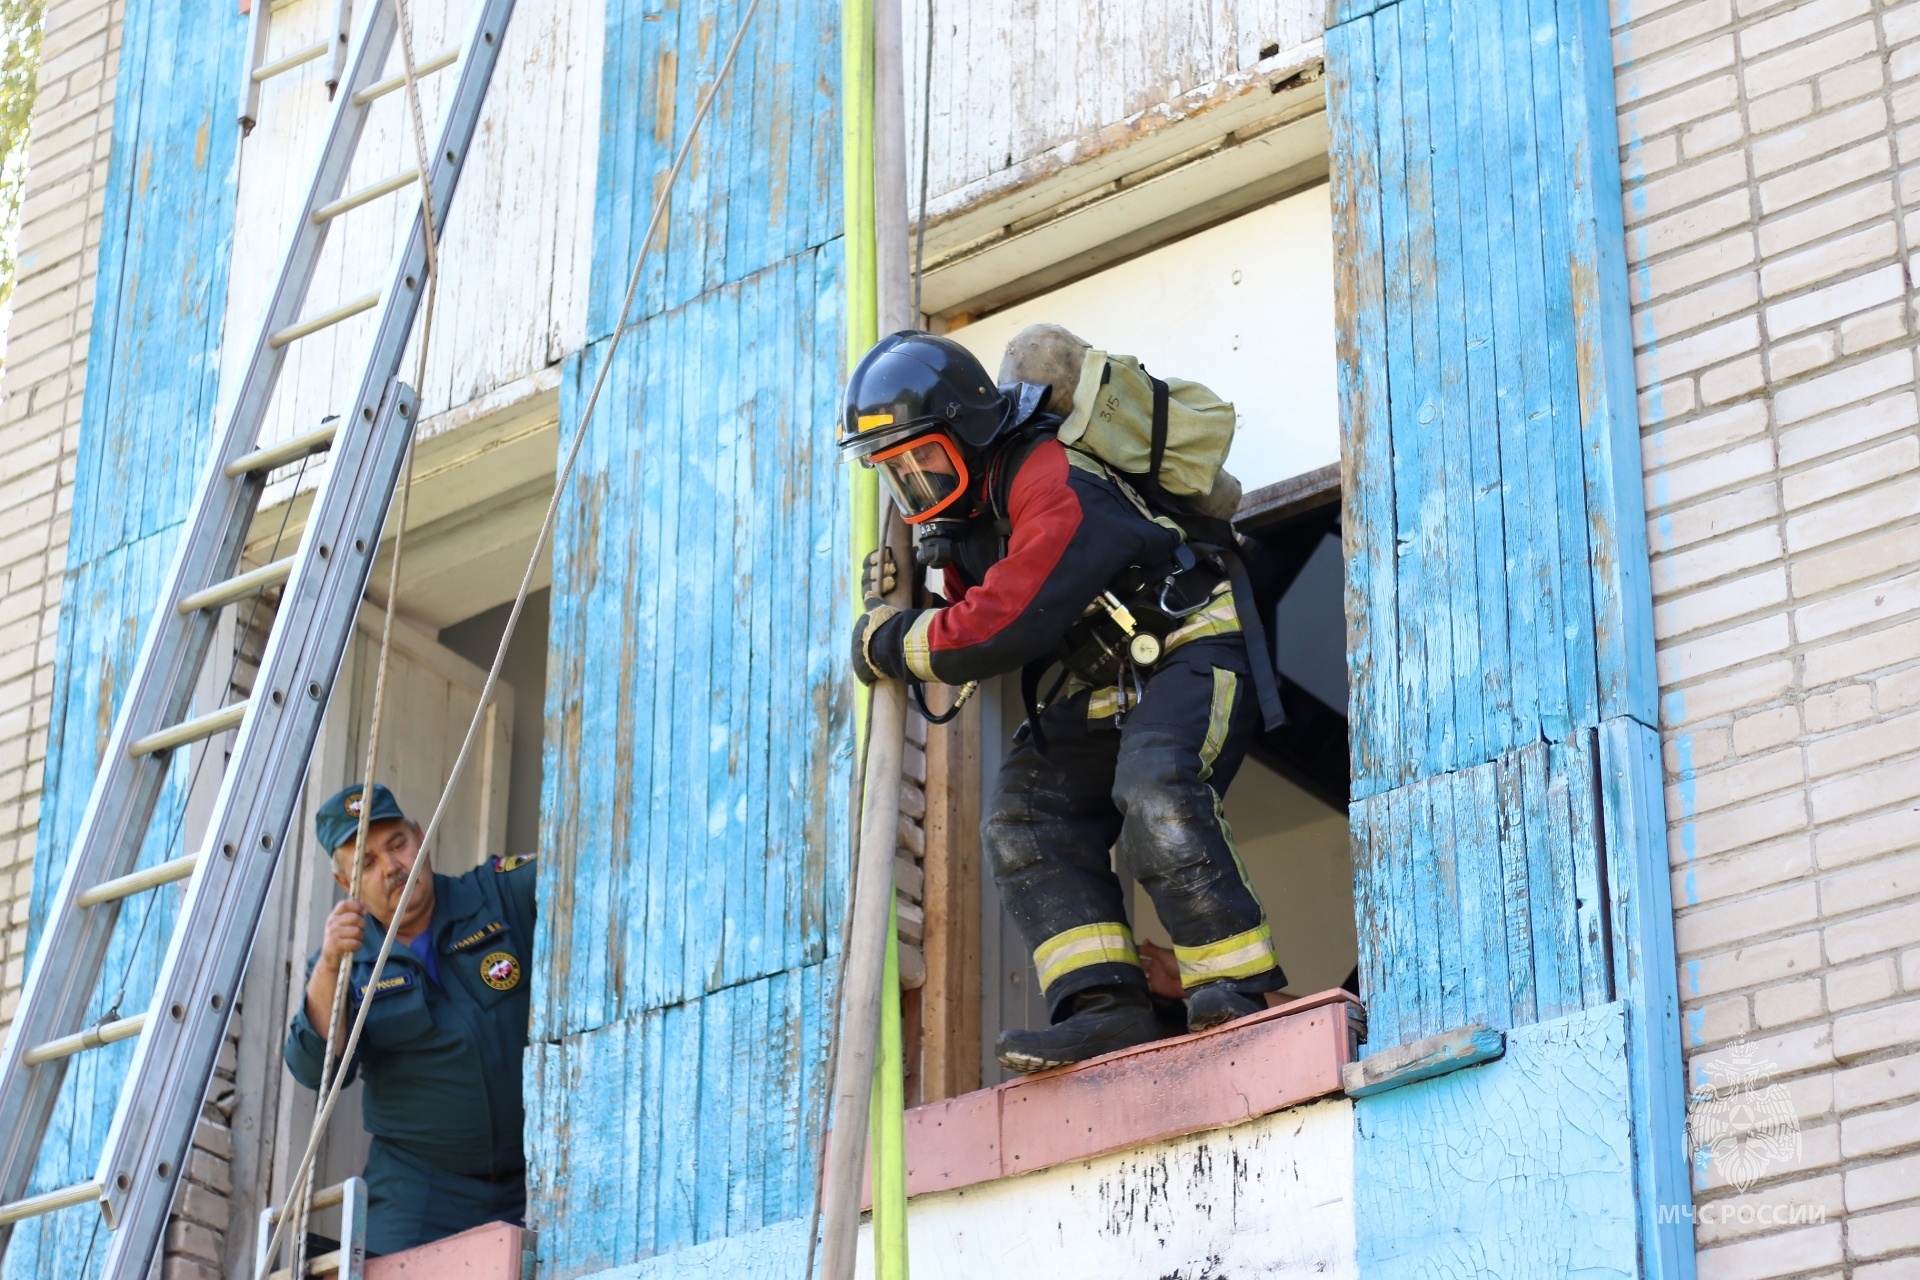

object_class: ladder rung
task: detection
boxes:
[262,1180,348,1227]
[225,419,340,477]
[268,1248,342,1280]
[269,292,380,349]
[351,46,460,105]
[179,557,295,614]
[77,853,200,908]
[253,39,329,83]
[0,1179,102,1227]
[313,168,421,224]
[129,700,250,758]
[23,1015,147,1067]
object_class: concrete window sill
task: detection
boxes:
[867,987,1365,1204]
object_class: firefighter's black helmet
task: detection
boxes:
[839,331,1011,460]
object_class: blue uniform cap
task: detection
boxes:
[315,783,407,855]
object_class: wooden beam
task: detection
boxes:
[1234,461,1341,534]
[919,691,982,1102]
[1339,1023,1505,1097]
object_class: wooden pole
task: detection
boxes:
[868,1,914,1275]
[820,0,914,1270]
[873,0,912,335]
[820,510,912,1280]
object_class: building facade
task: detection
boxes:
[0,0,1914,1276]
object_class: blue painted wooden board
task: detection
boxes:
[1330,0,1654,803]
[1354,1003,1638,1279]
[10,2,247,1275]
[525,963,833,1278]
[1329,0,1684,1272]
[1325,13,1398,801]
[532,0,846,1271]
[1598,716,1695,1278]
[587,0,841,343]
[1351,731,1613,1053]
[536,244,849,1042]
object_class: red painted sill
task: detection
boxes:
[312,1221,525,1279]
[866,987,1364,1205]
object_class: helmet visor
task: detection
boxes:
[868,432,969,524]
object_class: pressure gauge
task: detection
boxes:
[1129,632,1162,666]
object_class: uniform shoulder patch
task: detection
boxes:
[352,971,414,1001]
[492,852,537,873]
[480,950,521,991]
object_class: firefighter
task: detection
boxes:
[283,784,536,1255]
[842,330,1285,1073]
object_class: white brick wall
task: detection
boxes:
[1616,0,1920,1269]
[0,0,118,1041]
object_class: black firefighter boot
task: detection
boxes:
[995,984,1163,1074]
[1185,979,1267,1031]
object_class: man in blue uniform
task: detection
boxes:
[283,783,537,1256]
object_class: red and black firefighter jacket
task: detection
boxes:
[865,433,1242,686]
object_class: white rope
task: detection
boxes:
[254,0,765,1272]
[273,2,445,1273]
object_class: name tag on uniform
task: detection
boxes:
[449,920,507,952]
[353,971,415,1001]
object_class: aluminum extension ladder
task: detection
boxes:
[0,0,517,1274]
[258,1177,366,1280]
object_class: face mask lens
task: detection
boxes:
[873,435,966,522]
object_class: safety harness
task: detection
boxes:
[1003,377,1287,754]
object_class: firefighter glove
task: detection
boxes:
[861,547,898,602]
[851,600,903,686]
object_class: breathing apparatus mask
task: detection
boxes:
[867,431,974,569]
[839,331,1029,568]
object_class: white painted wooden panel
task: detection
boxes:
[855,1098,1357,1279]
[905,0,1322,210]
[216,0,601,454]
[336,604,514,871]
[949,183,1339,491]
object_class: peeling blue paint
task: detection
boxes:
[10,5,248,1276]
[529,0,846,1275]
[1326,0,1692,1269]
[1355,1005,1639,1278]
[571,1212,810,1279]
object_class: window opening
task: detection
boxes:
[438,587,551,859]
[921,183,1352,1092]
[239,461,556,1259]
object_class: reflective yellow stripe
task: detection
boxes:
[1174,922,1278,986]
[1164,583,1240,654]
[1216,791,1259,899]
[1198,667,1237,779]
[1063,448,1113,481]
[1085,683,1139,721]
[1033,922,1141,991]
[902,611,938,681]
